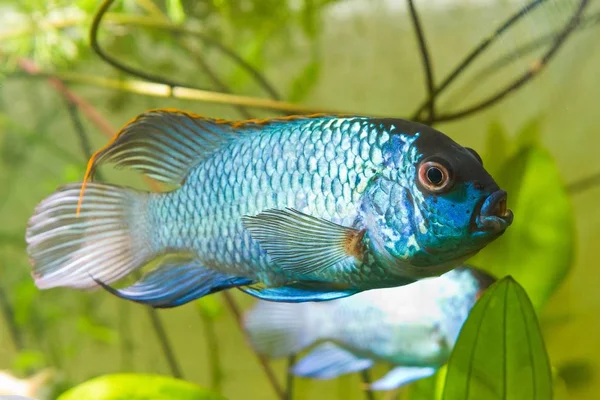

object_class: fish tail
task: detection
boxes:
[243,301,319,358]
[26,182,156,290]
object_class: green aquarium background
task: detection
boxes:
[0,0,599,399]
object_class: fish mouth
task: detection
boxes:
[474,190,513,233]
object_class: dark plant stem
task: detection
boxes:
[433,0,589,123]
[118,301,134,371]
[567,172,600,195]
[180,38,253,119]
[286,354,296,400]
[0,286,24,351]
[63,99,93,159]
[411,0,547,122]
[91,0,282,102]
[465,8,600,87]
[146,307,184,379]
[222,291,285,400]
[407,0,435,124]
[360,370,375,400]
[199,310,223,392]
[412,0,589,124]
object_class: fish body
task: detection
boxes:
[244,267,495,390]
[26,111,512,305]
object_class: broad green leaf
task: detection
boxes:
[442,277,552,400]
[56,373,226,400]
[470,146,575,309]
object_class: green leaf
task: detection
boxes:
[12,350,47,373]
[166,0,186,24]
[442,277,552,400]
[288,59,321,102]
[470,146,575,309]
[56,373,226,400]
[515,116,543,150]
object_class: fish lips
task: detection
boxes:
[474,190,514,233]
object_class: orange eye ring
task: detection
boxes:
[418,161,453,193]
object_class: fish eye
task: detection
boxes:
[418,160,453,193]
[466,148,483,165]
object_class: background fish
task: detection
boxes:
[243,266,496,391]
[26,110,512,306]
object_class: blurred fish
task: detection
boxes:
[244,267,495,391]
[26,110,511,306]
[0,369,53,398]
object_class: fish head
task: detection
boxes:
[363,121,512,278]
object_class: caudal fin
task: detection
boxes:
[26,182,155,290]
[243,301,317,358]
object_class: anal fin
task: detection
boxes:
[93,261,252,308]
[370,366,437,391]
[239,282,359,303]
[292,343,373,379]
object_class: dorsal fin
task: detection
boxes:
[76,109,344,215]
[85,109,245,186]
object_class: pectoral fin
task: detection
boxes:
[93,260,252,308]
[292,343,374,379]
[242,208,365,276]
[370,366,437,391]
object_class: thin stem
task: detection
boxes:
[407,0,435,124]
[199,310,223,393]
[360,370,375,400]
[286,354,297,400]
[221,291,285,400]
[411,0,547,121]
[91,0,282,103]
[146,307,184,379]
[0,286,24,351]
[15,58,115,137]
[134,0,254,119]
[63,99,93,160]
[5,71,332,115]
[118,301,134,371]
[566,171,600,195]
[90,0,190,89]
[433,0,589,123]
[181,38,253,119]
[466,8,600,89]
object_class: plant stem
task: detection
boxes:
[360,370,375,400]
[407,0,435,124]
[286,355,296,400]
[6,71,332,115]
[146,307,183,379]
[221,291,285,400]
[0,285,24,351]
[198,310,223,393]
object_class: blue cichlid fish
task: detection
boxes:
[244,266,496,390]
[25,110,512,305]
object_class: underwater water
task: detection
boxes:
[0,0,599,399]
